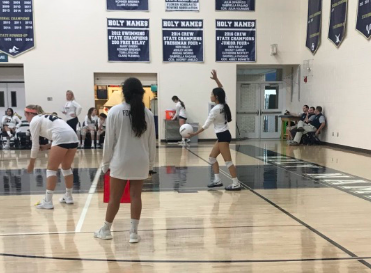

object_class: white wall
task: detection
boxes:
[286,0,371,149]
[6,0,301,140]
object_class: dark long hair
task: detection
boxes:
[212,88,232,123]
[123,78,147,137]
[87,107,95,122]
[172,96,186,109]
[6,108,14,117]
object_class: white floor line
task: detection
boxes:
[75,169,101,232]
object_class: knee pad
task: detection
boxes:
[46,170,57,178]
[209,157,217,165]
[61,168,73,177]
[225,161,234,168]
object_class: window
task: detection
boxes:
[11,91,17,107]
[0,92,4,107]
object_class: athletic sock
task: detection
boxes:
[103,221,112,231]
[66,188,72,196]
[45,190,54,202]
[214,174,220,182]
[130,219,139,234]
[232,177,240,186]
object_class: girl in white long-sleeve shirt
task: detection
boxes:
[1,108,21,149]
[95,77,156,243]
[81,107,99,148]
[25,105,79,210]
[62,90,82,133]
[190,70,241,191]
[171,96,189,144]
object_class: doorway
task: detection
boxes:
[237,83,283,139]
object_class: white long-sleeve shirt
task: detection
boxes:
[29,114,79,158]
[173,102,187,119]
[202,104,229,134]
[63,100,82,121]
[1,115,21,128]
[102,102,156,180]
[84,115,98,127]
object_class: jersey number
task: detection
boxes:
[44,115,59,122]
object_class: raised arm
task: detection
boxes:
[210,70,223,88]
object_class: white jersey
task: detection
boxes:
[1,115,21,128]
[202,104,229,134]
[63,100,82,121]
[30,114,79,158]
[174,102,187,119]
[102,102,156,180]
[84,115,98,127]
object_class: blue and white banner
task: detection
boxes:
[306,0,322,55]
[107,19,150,62]
[0,0,34,57]
[216,0,255,11]
[162,20,203,62]
[328,0,347,47]
[356,0,371,39]
[107,0,148,11]
[216,20,256,62]
[166,0,199,11]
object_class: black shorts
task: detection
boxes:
[179,116,187,120]
[216,130,231,143]
[57,142,79,149]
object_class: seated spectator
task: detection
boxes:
[81,107,98,148]
[97,113,107,148]
[290,106,326,146]
[2,108,21,149]
[286,105,309,140]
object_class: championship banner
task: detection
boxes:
[166,0,199,11]
[107,0,148,11]
[356,0,371,39]
[306,0,322,54]
[0,0,34,57]
[328,0,347,47]
[216,0,255,11]
[107,19,150,62]
[162,20,203,62]
[216,20,256,62]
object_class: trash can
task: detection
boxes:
[189,122,198,144]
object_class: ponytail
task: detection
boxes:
[212,88,232,123]
[123,78,147,137]
[172,95,186,109]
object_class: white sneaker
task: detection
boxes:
[207,180,223,188]
[3,144,10,150]
[59,194,74,204]
[94,227,113,240]
[225,183,242,191]
[36,199,54,209]
[129,233,141,243]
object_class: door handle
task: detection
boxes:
[256,110,259,115]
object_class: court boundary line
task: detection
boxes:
[186,147,371,270]
[3,252,371,264]
[0,224,302,237]
[75,169,101,232]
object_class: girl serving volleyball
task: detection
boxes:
[189,70,241,191]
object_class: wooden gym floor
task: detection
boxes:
[1,140,371,272]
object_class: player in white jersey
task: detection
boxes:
[94,78,156,243]
[81,107,99,148]
[62,90,82,133]
[190,70,241,191]
[171,96,189,145]
[24,105,79,209]
[1,108,21,149]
